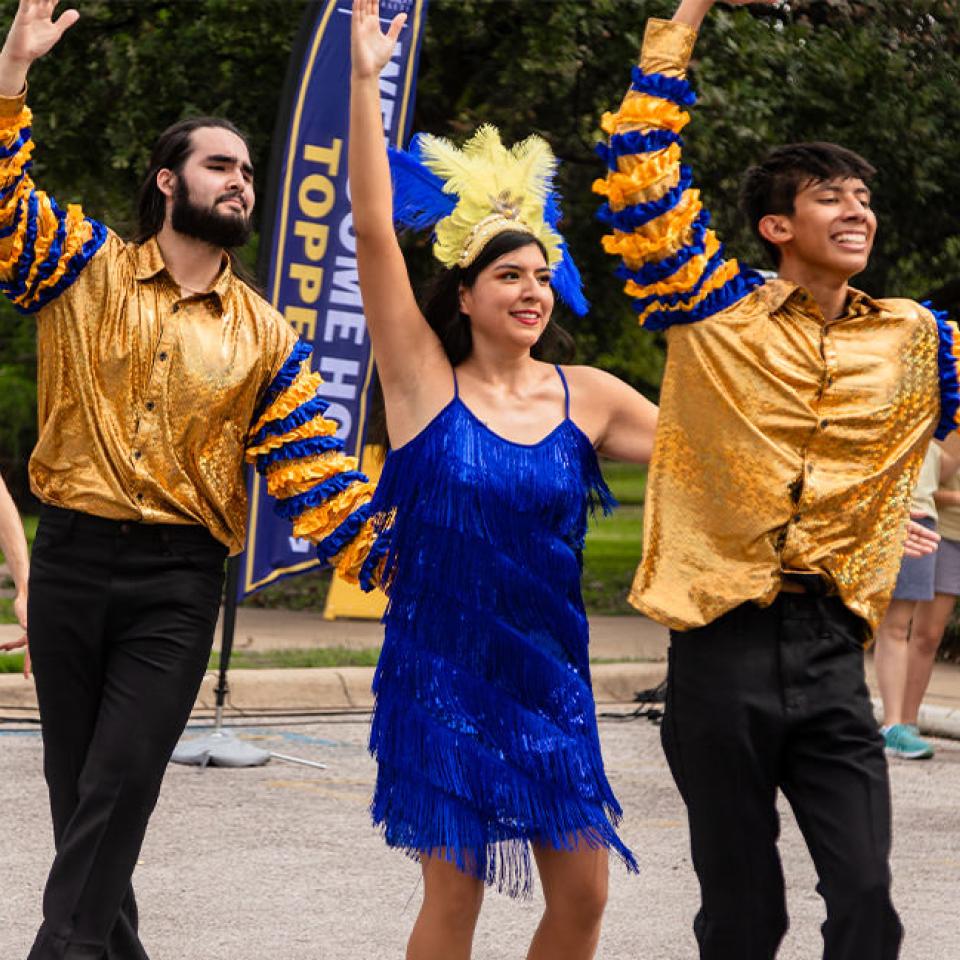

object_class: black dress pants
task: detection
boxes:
[661,592,902,960]
[26,505,227,960]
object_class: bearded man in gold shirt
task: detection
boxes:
[596,0,955,958]
[0,2,379,958]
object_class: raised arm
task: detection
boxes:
[593,0,771,331]
[349,0,448,412]
[0,1,106,314]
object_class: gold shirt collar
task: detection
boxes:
[757,277,883,322]
[133,236,233,313]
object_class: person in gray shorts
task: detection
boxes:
[875,444,960,758]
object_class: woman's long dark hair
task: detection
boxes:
[367,230,576,451]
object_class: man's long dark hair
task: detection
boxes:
[366,230,576,451]
[134,116,259,288]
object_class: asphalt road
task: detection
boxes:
[2,713,959,959]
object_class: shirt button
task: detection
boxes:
[159,352,168,361]
[145,401,155,411]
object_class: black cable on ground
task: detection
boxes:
[598,679,666,725]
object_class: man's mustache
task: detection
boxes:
[216,191,248,212]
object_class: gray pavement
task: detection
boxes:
[6,608,960,736]
[2,714,959,959]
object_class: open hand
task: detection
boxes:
[0,588,29,678]
[903,513,940,559]
[674,0,779,31]
[2,0,79,67]
[0,632,30,678]
[351,0,406,81]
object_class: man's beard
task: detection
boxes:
[171,177,252,249]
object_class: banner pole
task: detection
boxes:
[212,555,241,732]
[171,555,271,767]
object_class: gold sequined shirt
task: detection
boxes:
[595,19,956,634]
[0,91,376,567]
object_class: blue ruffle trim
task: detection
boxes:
[630,248,725,314]
[0,125,31,160]
[247,394,332,447]
[0,195,23,239]
[0,167,26,203]
[316,501,374,565]
[595,129,682,170]
[928,301,960,441]
[0,189,38,303]
[597,166,692,231]
[613,210,712,287]
[259,339,313,412]
[19,218,108,316]
[272,470,368,522]
[23,197,67,304]
[253,434,344,472]
[359,526,393,592]
[638,268,766,331]
[630,68,696,106]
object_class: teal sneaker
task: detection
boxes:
[883,723,934,760]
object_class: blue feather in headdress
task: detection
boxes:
[388,136,456,231]
[543,187,589,316]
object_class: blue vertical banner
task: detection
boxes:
[240,0,429,599]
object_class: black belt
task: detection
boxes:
[39,502,218,546]
[779,573,830,597]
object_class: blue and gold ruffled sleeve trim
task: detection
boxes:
[593,50,763,330]
[0,101,106,314]
[929,302,960,441]
[245,340,384,585]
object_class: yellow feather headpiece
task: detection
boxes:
[388,124,588,314]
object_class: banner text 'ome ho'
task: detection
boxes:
[241,0,429,599]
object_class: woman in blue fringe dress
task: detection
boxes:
[349,3,659,957]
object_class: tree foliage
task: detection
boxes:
[0,0,957,497]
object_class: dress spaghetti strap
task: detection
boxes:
[452,366,460,399]
[555,365,571,420]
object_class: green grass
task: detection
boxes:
[600,461,648,506]
[0,650,26,673]
[582,504,644,616]
[1,645,382,674]
[209,646,381,670]
[578,462,646,615]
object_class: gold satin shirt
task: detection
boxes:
[0,90,297,554]
[29,234,297,554]
[641,280,938,634]
[597,19,948,635]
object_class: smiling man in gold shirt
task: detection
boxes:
[596,0,956,958]
[0,2,379,958]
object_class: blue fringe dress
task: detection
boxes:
[364,366,638,896]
